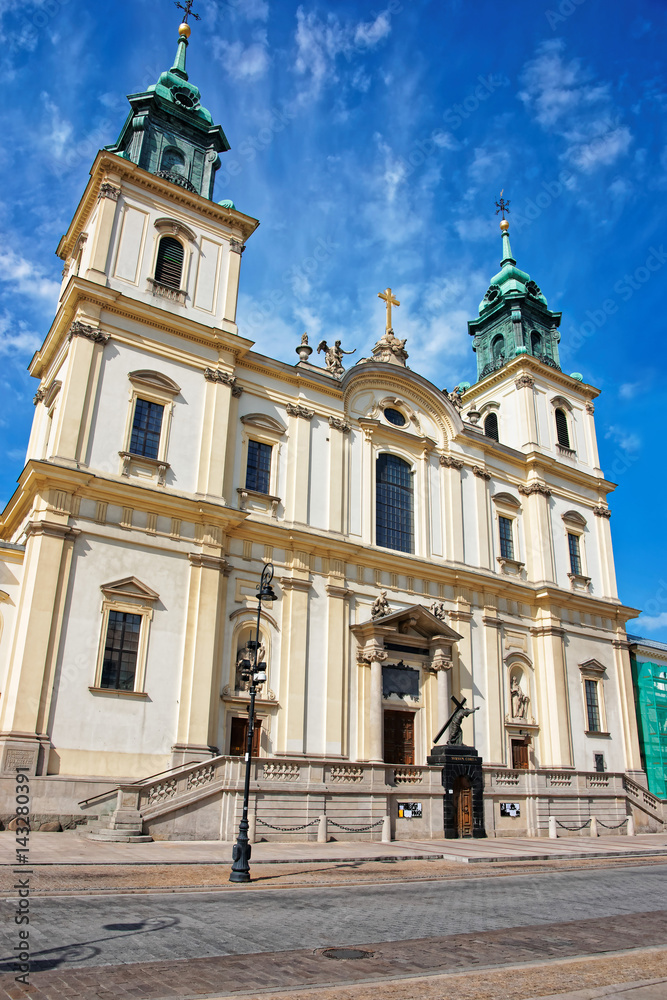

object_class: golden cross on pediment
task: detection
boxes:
[378,287,400,332]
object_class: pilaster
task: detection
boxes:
[328,417,350,533]
[173,551,230,764]
[285,405,314,524]
[471,466,492,570]
[514,374,538,448]
[359,640,387,763]
[85,178,121,284]
[439,455,464,562]
[223,239,244,324]
[593,505,617,599]
[324,584,352,756]
[531,615,573,768]
[448,597,474,745]
[482,606,505,764]
[52,321,109,464]
[0,520,79,774]
[197,368,237,499]
[611,634,643,772]
[519,483,555,584]
[276,575,312,754]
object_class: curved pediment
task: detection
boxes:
[341,363,465,447]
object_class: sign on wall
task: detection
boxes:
[500,802,520,817]
[397,802,422,818]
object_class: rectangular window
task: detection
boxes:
[499,516,514,560]
[585,679,602,732]
[594,753,605,773]
[245,440,272,494]
[101,611,142,690]
[568,532,582,575]
[129,398,164,460]
[376,454,414,554]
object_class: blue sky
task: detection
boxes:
[1,0,666,638]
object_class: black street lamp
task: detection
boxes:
[229,562,277,883]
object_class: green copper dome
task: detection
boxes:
[105,25,230,200]
[468,222,562,382]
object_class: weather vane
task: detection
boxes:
[175,0,200,22]
[495,189,510,220]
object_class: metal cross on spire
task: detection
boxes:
[378,287,400,332]
[175,0,200,22]
[495,189,510,220]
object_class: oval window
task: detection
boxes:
[384,407,406,427]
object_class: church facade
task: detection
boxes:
[0,21,661,840]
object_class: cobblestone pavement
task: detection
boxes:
[0,916,665,999]
[1,853,665,896]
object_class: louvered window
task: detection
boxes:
[376,454,414,553]
[155,236,184,289]
[555,408,570,448]
[484,412,499,441]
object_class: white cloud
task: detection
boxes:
[40,92,74,160]
[212,33,270,81]
[293,7,391,104]
[0,313,41,358]
[632,612,667,631]
[468,145,510,183]
[234,0,269,22]
[518,41,632,172]
[0,246,60,305]
[619,382,641,400]
[604,424,641,453]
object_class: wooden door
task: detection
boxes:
[383,711,415,764]
[454,775,473,837]
[511,739,529,769]
[229,716,262,756]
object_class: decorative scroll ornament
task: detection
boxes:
[519,482,552,498]
[515,374,535,389]
[68,321,109,344]
[472,466,492,480]
[585,401,595,415]
[439,454,464,470]
[286,403,314,420]
[204,367,238,391]
[593,505,611,518]
[328,416,351,433]
[98,182,120,202]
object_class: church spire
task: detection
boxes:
[104,2,230,200]
[467,195,563,381]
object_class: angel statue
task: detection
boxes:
[317,339,356,377]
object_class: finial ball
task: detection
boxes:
[178,22,191,38]
[500,218,509,232]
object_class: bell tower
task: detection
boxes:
[468,211,563,382]
[105,16,229,200]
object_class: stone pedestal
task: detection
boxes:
[427,743,486,839]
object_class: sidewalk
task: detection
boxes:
[1,830,666,866]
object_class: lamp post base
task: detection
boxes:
[229,821,252,882]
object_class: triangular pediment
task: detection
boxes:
[351,604,462,642]
[101,577,160,602]
[579,658,606,675]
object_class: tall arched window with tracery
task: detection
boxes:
[376,453,414,553]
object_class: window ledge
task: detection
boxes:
[147,277,187,304]
[89,686,148,699]
[557,443,576,456]
[497,556,525,576]
[568,572,592,591]
[584,730,610,738]
[237,487,281,517]
[119,451,170,486]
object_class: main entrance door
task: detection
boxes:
[383,710,415,764]
[453,775,473,837]
[229,717,262,756]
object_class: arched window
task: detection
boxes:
[530,331,542,356]
[555,408,570,448]
[484,412,499,441]
[376,454,414,553]
[492,335,505,361]
[160,147,185,175]
[155,236,184,289]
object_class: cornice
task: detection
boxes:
[29,280,255,379]
[58,151,260,262]
[460,355,600,403]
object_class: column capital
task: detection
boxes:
[98,182,120,202]
[328,416,351,433]
[188,553,230,574]
[593,504,612,518]
[515,374,535,389]
[280,576,312,592]
[472,466,491,480]
[519,482,552,498]
[24,521,80,541]
[286,403,314,420]
[68,321,109,345]
[325,585,352,599]
[439,454,464,469]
